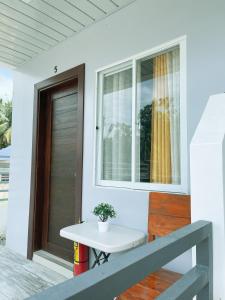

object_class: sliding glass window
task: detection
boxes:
[96,40,185,191]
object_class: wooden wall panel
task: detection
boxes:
[148,192,191,241]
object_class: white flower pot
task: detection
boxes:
[98,221,109,232]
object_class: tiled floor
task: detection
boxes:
[119,269,181,300]
[0,246,66,300]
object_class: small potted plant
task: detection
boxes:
[93,203,116,232]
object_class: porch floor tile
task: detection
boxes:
[0,246,67,300]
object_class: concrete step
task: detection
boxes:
[33,250,73,279]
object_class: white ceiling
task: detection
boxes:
[0,0,135,68]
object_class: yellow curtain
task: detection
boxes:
[150,54,172,184]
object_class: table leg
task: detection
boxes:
[91,248,111,269]
[102,252,110,263]
[92,249,103,268]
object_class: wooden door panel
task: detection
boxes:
[45,83,79,262]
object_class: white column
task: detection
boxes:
[191,93,225,299]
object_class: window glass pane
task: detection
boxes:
[100,66,132,181]
[136,46,181,184]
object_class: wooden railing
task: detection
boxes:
[28,221,213,300]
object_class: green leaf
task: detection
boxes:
[93,203,116,222]
[0,100,12,149]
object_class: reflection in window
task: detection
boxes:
[136,47,180,184]
[101,67,132,181]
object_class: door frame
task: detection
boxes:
[27,64,85,260]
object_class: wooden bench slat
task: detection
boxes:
[149,214,191,239]
[150,192,191,218]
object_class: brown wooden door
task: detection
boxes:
[42,80,81,262]
[28,65,84,262]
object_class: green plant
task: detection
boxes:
[93,203,116,222]
[0,99,12,149]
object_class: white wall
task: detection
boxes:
[7,0,225,273]
[191,94,225,299]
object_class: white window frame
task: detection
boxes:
[94,36,187,193]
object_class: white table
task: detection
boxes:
[60,221,146,268]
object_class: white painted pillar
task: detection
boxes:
[191,93,225,300]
